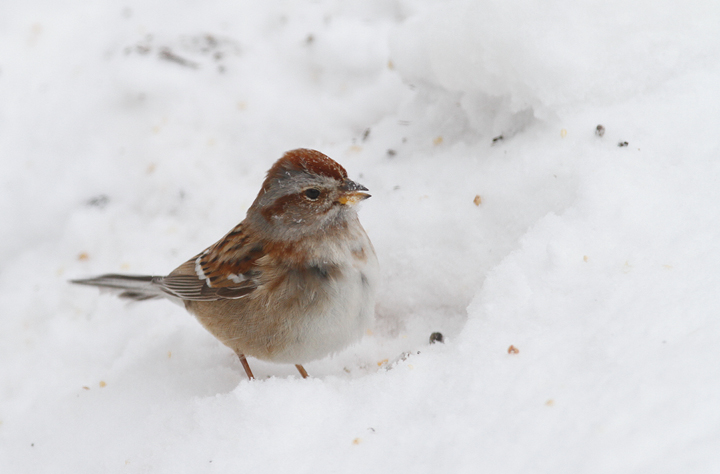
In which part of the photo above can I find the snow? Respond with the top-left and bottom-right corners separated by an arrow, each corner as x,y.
2,0 -> 720,472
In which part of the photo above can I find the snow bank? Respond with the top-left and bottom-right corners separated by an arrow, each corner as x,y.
2,0 -> 720,472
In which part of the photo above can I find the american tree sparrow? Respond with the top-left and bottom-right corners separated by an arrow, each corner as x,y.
72,149 -> 378,380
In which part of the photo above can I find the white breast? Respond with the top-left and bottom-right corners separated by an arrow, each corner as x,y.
271,232 -> 379,364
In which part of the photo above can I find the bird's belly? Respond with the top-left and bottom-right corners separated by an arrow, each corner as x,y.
187,264 -> 376,364
261,266 -> 375,364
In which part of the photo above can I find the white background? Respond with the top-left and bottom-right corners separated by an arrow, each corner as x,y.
2,1 -> 719,472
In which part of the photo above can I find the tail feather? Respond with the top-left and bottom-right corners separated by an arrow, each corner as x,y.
70,274 -> 166,301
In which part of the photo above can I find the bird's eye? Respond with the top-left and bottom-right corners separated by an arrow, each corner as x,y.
304,188 -> 321,200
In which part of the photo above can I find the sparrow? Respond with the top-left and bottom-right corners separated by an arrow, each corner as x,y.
72,149 -> 378,380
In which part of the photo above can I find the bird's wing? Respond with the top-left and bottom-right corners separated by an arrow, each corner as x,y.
159,223 -> 264,301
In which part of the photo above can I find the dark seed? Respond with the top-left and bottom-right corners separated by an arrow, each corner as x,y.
429,332 -> 444,344
87,195 -> 110,208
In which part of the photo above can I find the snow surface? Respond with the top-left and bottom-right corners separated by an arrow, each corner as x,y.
2,0 -> 720,472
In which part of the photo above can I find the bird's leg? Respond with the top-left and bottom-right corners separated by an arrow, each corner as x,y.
235,352 -> 255,380
295,364 -> 309,379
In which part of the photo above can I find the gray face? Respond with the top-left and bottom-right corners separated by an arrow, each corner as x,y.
247,170 -> 365,243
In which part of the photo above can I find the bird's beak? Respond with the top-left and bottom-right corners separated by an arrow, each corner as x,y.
337,179 -> 371,206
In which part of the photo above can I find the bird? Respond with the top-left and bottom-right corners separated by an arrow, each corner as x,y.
71,149 -> 378,380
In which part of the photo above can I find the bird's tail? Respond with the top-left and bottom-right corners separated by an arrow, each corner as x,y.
70,274 -> 166,301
